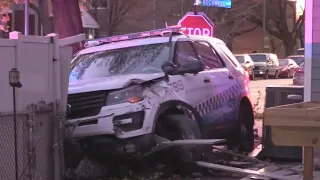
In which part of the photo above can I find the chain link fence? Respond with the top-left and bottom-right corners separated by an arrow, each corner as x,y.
0,100 -> 65,180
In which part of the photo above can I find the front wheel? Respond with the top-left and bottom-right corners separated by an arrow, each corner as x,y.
227,103 -> 254,152
250,72 -> 255,80
263,70 -> 269,79
155,114 -> 202,174
274,70 -> 279,79
287,70 -> 291,78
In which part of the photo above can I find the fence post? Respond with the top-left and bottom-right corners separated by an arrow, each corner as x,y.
26,104 -> 36,180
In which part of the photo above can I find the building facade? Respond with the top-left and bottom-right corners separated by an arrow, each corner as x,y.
93,0 -> 300,58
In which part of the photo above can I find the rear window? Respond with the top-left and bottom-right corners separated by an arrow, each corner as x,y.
249,54 -> 267,62
235,56 -> 245,63
279,60 -> 289,66
218,44 -> 239,67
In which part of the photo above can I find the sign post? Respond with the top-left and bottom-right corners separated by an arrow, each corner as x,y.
178,12 -> 214,37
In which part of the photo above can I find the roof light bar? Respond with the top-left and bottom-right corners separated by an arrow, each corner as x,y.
84,26 -> 186,48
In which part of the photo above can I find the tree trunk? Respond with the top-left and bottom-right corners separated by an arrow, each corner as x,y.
269,36 -> 277,54
51,0 -> 84,53
37,0 -> 54,35
299,31 -> 304,48
284,40 -> 295,57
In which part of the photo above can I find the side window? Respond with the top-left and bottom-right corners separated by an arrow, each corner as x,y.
174,40 -> 199,66
218,44 -> 239,67
194,41 -> 225,69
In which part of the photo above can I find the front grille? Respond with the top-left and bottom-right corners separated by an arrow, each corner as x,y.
67,91 -> 107,119
254,66 -> 264,70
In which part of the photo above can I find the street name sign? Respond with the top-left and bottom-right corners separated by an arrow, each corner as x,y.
197,0 -> 232,9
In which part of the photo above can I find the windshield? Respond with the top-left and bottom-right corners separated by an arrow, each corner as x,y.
249,54 -> 267,62
289,56 -> 304,65
70,43 -> 170,82
279,60 -> 289,66
300,62 -> 305,68
235,56 -> 245,63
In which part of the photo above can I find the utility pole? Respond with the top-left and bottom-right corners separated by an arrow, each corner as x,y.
181,0 -> 184,16
24,0 -> 30,35
262,0 -> 266,52
153,0 -> 156,29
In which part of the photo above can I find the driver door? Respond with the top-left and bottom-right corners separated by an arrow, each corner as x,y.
172,39 -> 213,108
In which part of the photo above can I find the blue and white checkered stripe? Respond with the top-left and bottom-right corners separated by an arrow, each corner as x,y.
194,84 -> 240,116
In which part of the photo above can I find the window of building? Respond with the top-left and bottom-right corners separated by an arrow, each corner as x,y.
90,0 -> 109,9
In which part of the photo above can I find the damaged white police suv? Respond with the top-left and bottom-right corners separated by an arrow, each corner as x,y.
67,26 -> 254,163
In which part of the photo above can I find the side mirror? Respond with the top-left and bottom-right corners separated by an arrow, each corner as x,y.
245,61 -> 250,64
177,61 -> 204,74
161,61 -> 175,74
289,63 -> 293,66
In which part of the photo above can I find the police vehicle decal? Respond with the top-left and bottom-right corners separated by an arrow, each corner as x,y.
195,84 -> 240,124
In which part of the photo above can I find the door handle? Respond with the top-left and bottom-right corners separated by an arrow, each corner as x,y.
228,74 -> 234,80
204,77 -> 211,83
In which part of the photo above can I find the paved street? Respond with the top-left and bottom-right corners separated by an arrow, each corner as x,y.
250,78 -> 293,116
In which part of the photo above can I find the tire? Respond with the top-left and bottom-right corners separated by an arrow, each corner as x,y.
274,70 -> 279,79
263,70 -> 269,79
155,114 -> 202,174
287,70 -> 291,78
250,72 -> 255,80
227,103 -> 254,153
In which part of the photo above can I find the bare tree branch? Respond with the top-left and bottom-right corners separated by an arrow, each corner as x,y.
83,0 -> 137,36
200,0 -> 260,42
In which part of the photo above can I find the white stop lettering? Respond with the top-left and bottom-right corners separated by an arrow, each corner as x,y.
186,27 -> 211,36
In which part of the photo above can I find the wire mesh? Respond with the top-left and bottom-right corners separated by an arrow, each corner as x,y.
0,113 -> 29,180
0,100 -> 65,180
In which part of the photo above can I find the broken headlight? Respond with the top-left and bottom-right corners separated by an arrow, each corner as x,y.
106,85 -> 143,106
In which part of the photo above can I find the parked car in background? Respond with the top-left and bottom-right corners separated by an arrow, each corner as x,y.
293,62 -> 304,85
278,59 -> 299,78
287,55 -> 304,65
248,53 -> 280,79
296,48 -> 304,55
234,54 -> 255,80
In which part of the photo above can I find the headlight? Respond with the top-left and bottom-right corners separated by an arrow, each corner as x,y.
106,85 -> 143,106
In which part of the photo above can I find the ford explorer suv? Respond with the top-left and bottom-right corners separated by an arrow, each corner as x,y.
66,26 -> 255,171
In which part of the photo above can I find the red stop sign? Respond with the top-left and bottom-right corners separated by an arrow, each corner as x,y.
179,13 -> 214,37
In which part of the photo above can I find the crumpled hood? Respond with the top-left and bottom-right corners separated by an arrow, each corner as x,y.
253,62 -> 266,66
68,73 -> 165,94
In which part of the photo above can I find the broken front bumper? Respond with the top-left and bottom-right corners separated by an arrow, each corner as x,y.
66,100 -> 157,139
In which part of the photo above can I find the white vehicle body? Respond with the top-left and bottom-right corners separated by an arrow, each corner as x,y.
67,30 -> 253,154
